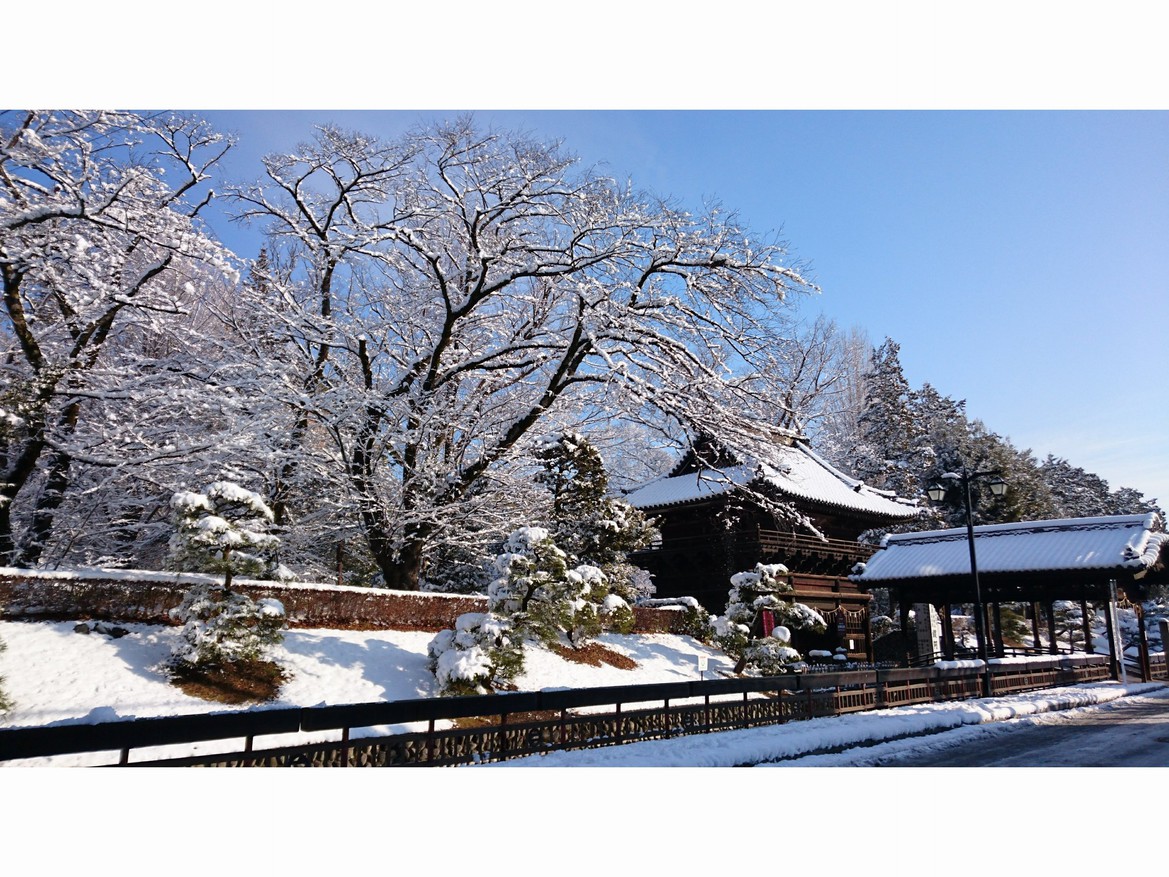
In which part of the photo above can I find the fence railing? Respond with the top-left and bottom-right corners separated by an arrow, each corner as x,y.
0,655 -> 1114,767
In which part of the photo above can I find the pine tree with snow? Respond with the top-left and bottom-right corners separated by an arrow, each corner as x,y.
426,611 -> 523,697
488,526 -> 620,647
168,481 -> 284,588
427,525 -> 638,695
169,584 -> 287,670
711,562 -> 827,674
534,431 -> 658,602
853,339 -> 928,500
1039,456 -> 1161,518
166,481 -> 288,672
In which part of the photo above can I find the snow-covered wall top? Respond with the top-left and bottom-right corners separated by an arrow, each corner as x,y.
623,441 -> 920,521
853,513 -> 1167,582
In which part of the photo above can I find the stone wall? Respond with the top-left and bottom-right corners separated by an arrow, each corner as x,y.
0,568 -> 688,634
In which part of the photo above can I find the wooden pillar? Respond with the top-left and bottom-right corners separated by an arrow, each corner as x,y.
1030,602 -> 1042,649
992,601 -> 1005,657
1079,599 -> 1093,654
1045,601 -> 1058,655
940,604 -> 955,660
899,600 -> 913,665
863,604 -> 874,664
1136,603 -> 1151,683
1104,586 -> 1119,680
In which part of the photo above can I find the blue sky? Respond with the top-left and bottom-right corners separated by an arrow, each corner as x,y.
17,2 -> 1165,504
197,110 -> 1169,505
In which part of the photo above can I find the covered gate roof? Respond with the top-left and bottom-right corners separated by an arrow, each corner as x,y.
850,513 -> 1169,601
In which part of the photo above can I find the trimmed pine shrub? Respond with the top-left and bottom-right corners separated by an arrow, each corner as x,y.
169,583 -> 286,669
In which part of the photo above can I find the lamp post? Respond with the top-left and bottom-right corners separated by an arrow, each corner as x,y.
927,467 -> 1008,697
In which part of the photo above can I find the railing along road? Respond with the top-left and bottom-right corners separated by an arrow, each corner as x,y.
0,654 -> 1112,768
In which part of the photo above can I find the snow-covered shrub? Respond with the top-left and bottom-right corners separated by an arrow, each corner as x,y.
711,563 -> 827,674
741,626 -> 806,675
168,481 -> 282,586
870,615 -> 897,637
169,584 -> 286,669
1041,600 -> 1103,650
428,526 -> 637,696
601,592 -> 636,635
712,563 -> 794,655
488,527 -> 618,648
773,601 -> 828,636
636,596 -> 716,641
427,612 -> 523,697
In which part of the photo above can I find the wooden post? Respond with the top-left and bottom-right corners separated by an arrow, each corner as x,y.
1080,599 -> 1093,654
1030,601 -> 1042,649
1045,601 -> 1058,655
1136,603 -> 1151,683
1104,582 -> 1119,680
941,603 -> 955,660
899,600 -> 912,665
864,605 -> 874,664
992,601 -> 1005,657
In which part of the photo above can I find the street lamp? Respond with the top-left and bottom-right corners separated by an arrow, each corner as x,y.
926,467 -> 1008,696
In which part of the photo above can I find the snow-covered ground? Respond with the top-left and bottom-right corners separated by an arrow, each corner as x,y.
0,618 -> 739,765
1,618 -> 1163,769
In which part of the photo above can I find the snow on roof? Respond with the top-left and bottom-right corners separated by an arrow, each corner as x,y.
623,441 -> 921,521
852,513 -> 1168,582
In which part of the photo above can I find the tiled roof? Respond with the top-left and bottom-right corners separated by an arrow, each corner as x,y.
623,441 -> 921,521
852,513 -> 1168,582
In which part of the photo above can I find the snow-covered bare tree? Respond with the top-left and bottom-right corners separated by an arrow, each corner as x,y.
228,118 -> 814,590
0,110 -> 236,566
763,315 -> 866,436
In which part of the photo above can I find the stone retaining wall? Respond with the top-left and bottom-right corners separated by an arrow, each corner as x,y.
0,568 -> 689,634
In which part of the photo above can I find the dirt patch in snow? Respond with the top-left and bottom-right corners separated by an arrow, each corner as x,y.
550,641 -> 637,669
170,659 -> 286,705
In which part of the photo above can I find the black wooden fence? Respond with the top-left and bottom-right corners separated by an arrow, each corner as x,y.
0,654 -> 1115,767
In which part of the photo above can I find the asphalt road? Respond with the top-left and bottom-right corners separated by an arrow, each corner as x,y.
872,694 -> 1169,767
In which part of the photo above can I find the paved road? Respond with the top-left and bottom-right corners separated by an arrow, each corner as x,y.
872,694 -> 1169,767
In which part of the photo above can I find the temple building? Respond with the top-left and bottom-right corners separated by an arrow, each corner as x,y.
624,432 -> 921,660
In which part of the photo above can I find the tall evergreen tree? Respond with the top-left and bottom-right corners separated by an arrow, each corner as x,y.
534,431 -> 658,600
1039,456 -> 1161,518
853,338 -> 928,499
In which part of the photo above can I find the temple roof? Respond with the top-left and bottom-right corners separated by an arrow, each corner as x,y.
623,438 -> 922,522
852,513 -> 1169,583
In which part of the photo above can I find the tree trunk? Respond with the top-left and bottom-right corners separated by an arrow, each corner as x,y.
0,502 -> 16,566
377,540 -> 426,592
18,448 -> 72,567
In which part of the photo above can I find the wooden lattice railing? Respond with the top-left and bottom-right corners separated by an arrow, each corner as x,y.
0,656 -> 1114,767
